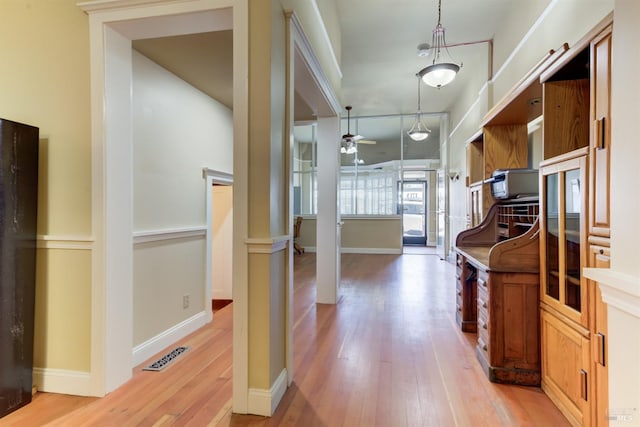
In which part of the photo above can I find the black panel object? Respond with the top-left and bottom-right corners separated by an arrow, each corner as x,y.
0,119 -> 38,418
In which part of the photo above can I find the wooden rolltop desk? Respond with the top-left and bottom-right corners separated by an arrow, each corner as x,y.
455,197 -> 541,386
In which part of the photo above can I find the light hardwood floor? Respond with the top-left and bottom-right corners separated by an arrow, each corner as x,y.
2,253 -> 570,426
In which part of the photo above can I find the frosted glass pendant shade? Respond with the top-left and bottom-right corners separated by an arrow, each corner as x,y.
420,63 -> 460,88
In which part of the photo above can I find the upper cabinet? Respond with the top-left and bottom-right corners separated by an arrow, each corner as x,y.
464,45 -> 569,226
589,25 -> 612,240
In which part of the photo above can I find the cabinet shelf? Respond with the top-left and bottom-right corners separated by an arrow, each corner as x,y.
566,274 -> 581,286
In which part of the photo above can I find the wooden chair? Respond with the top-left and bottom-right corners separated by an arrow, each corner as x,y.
293,216 -> 304,255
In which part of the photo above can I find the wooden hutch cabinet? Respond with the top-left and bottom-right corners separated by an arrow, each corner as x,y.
456,14 -> 613,427
537,15 -> 612,427
456,38 -> 570,387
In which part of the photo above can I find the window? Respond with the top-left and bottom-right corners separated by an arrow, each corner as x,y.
340,165 -> 397,215
294,113 -> 442,216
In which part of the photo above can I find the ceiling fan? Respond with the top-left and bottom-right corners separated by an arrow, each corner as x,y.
341,106 -> 376,154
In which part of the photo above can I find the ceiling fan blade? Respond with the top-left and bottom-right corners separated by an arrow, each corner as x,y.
358,139 -> 377,145
342,133 -> 364,142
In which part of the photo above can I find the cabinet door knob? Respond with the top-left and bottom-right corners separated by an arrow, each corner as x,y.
599,249 -> 604,255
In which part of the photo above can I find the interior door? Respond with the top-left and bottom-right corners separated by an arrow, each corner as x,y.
401,181 -> 427,246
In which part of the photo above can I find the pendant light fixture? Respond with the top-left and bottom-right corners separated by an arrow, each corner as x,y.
418,0 -> 461,88
340,106 -> 359,154
408,74 -> 431,141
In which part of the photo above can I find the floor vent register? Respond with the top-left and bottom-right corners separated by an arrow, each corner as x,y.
143,346 -> 190,371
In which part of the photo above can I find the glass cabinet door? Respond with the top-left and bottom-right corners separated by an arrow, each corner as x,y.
544,173 -> 560,301
541,155 -> 588,326
564,168 -> 582,311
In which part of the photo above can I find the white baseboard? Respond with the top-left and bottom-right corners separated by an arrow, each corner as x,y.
341,247 -> 402,254
247,369 -> 288,416
302,247 -> 402,255
33,368 -> 97,396
132,311 -> 209,367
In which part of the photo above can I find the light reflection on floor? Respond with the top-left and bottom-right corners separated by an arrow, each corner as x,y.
402,245 -> 437,255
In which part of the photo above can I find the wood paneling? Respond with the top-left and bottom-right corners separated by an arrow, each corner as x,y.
467,139 -> 484,185
541,307 -> 591,427
542,80 -> 590,160
482,125 -> 529,179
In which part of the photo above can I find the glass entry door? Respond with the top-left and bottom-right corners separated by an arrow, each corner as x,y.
400,181 -> 427,245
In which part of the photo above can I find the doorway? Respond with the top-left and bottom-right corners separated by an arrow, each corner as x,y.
206,171 -> 234,312
400,181 -> 427,246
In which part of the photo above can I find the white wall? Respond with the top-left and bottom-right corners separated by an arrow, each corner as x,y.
212,185 -> 233,300
132,50 -> 233,347
132,51 -> 232,230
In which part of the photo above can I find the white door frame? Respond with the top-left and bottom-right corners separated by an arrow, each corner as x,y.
203,168 -> 233,320
288,14 -> 342,307
78,0 -> 249,401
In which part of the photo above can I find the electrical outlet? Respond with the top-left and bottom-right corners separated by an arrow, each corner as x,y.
183,294 -> 190,309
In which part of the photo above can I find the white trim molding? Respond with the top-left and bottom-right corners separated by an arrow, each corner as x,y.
37,235 -> 95,250
302,247 -> 402,255
584,268 -> 640,318
33,368 -> 93,396
132,310 -> 209,367
245,235 -> 290,254
203,167 -> 233,184
341,247 -> 402,255
247,369 -> 288,417
290,13 -> 342,115
308,0 -> 342,80
78,0 -> 248,401
133,226 -> 207,245
491,0 -> 560,83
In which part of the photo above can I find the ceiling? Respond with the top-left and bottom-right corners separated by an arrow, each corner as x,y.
133,0 -> 514,139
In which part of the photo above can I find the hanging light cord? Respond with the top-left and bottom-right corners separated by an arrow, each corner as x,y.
416,75 -> 422,114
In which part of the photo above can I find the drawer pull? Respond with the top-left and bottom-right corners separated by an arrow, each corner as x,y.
580,369 -> 588,401
478,278 -> 487,288
482,321 -> 487,330
457,305 -> 462,312
477,298 -> 487,309
456,274 -> 461,280
457,291 -> 462,297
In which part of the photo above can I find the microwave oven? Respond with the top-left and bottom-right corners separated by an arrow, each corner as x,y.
486,168 -> 539,199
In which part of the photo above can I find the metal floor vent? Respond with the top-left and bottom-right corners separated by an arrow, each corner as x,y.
143,346 -> 190,371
